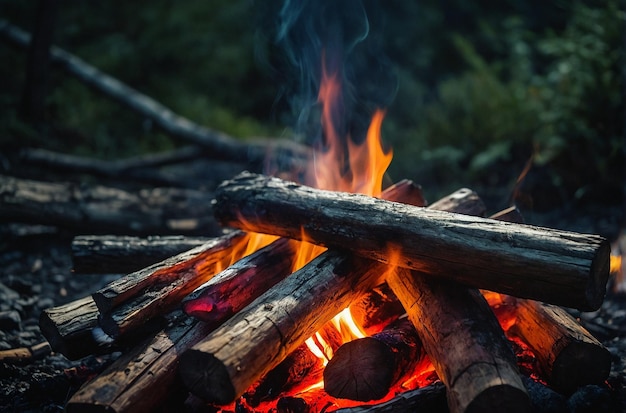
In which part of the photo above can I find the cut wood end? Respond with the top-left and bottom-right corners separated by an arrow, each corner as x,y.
551,341 -> 612,393
179,349 -> 236,405
585,239 -> 611,311
323,337 -> 395,402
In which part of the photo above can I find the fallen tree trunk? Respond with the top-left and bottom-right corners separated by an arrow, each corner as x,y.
178,180 -> 426,405
0,19 -> 311,176
0,175 -> 223,236
72,235 -> 212,274
180,237 -> 297,324
19,146 -> 205,188
212,172 -> 610,311
323,318 -> 425,402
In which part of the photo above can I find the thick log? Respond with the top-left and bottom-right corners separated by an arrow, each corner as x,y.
213,172 -> 610,311
181,180 -> 421,323
38,296 -> 107,360
92,231 -> 247,312
0,175 -> 222,236
323,318 -> 424,402
94,231 -> 249,338
19,146 -> 204,188
486,207 -> 612,393
178,180 -> 426,404
350,189 -> 485,334
0,19 -> 311,175
510,300 -> 612,394
72,235 -> 211,274
66,315 -> 214,413
243,323 -> 344,408
387,270 -> 530,413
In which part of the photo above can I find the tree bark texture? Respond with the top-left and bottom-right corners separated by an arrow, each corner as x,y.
510,300 -> 612,394
387,269 -> 531,413
38,296 -> 109,360
66,316 -> 214,413
212,172 -> 610,311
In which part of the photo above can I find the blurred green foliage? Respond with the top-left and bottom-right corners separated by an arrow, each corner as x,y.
0,0 -> 623,211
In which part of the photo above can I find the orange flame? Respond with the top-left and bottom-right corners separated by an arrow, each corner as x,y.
301,57 -> 393,378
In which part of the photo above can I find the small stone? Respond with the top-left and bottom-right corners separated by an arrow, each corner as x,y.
0,311 -> 21,332
568,384 -> 614,413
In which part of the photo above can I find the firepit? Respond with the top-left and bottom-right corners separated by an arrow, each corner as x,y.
0,2 -> 624,413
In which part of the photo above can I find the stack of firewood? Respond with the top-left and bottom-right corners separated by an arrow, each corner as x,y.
37,172 -> 612,413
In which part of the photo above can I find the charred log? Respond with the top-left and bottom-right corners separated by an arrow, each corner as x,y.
71,235 -> 212,274
0,175 -> 222,236
323,318 -> 424,402
212,172 -> 610,311
93,231 -> 249,338
177,180 -> 426,404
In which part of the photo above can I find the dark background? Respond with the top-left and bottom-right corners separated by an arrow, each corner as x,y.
0,0 -> 624,238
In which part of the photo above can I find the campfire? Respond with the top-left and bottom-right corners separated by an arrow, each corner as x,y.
36,61 -> 615,413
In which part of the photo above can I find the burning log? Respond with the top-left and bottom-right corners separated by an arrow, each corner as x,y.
0,175 -> 223,236
92,231 -> 247,312
350,187 -> 485,334
510,300 -> 612,394
179,237 -> 297,326
93,231 -> 249,338
66,315 -> 214,413
323,318 -> 425,402
212,172 -> 610,311
244,325 -> 343,407
387,269 -> 531,413
178,250 -> 388,404
325,187 -> 486,401
181,180 -> 423,324
485,206 -> 612,393
178,180 -> 426,405
71,235 -> 212,274
328,382 -> 448,413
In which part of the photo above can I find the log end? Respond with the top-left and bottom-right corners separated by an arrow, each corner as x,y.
179,348 -> 236,405
323,337 -> 395,402
550,341 -> 612,394
585,239 -> 611,311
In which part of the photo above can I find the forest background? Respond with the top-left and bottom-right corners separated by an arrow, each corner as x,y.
0,0 -> 623,237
